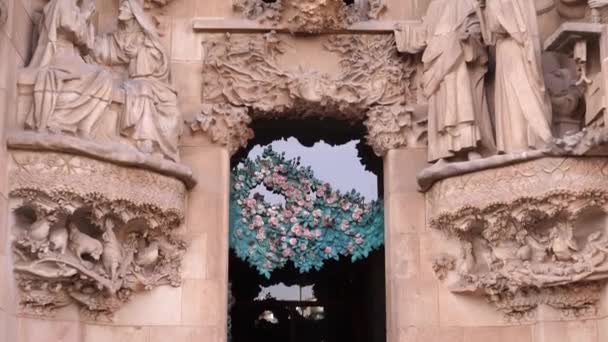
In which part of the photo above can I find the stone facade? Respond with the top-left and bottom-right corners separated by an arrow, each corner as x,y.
1,0 -> 608,342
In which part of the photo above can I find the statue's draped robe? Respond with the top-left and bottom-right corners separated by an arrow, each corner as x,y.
94,28 -> 181,162
422,0 -> 494,162
25,0 -> 114,136
484,0 -> 553,153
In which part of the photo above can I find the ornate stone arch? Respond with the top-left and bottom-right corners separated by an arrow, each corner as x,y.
189,31 -> 427,156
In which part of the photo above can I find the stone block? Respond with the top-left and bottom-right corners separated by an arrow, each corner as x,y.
398,326 -> 464,342
16,317 -> 81,342
533,320 -> 598,342
392,278 -> 439,328
463,325 -> 533,342
171,18 -> 203,61
111,285 -> 182,326
386,233 -> 420,280
149,326 -> 223,342
180,146 -> 229,195
82,324 -> 149,342
386,192 -> 426,235
181,232 -> 207,279
384,148 -> 427,195
181,278 -> 226,326
438,286 -> 508,327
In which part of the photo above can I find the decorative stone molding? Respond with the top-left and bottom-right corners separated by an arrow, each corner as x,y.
428,157 -> 608,320
232,0 -> 386,33
9,150 -> 187,318
0,0 -> 7,27
196,31 -> 419,154
189,104 -> 254,156
364,104 -> 427,156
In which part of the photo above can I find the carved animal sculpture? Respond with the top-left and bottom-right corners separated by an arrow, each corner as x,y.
68,224 -> 103,264
550,225 -> 579,261
101,220 -> 122,281
28,218 -> 51,241
49,225 -> 69,254
135,241 -> 160,266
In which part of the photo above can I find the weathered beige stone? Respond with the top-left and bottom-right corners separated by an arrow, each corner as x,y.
181,279 -> 225,326
16,317 -> 81,342
533,320 -> 599,342
82,324 -> 149,342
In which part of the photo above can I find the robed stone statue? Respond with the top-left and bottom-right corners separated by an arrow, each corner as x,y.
24,0 -> 114,137
90,0 -> 182,162
396,0 -> 495,163
481,0 -> 553,153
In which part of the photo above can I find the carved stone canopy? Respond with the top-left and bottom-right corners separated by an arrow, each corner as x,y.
190,32 -> 426,156
8,148 -> 187,318
428,157 -> 608,319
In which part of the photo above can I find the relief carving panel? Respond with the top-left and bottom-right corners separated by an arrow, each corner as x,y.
428,157 -> 608,319
9,150 -> 187,318
232,0 -> 386,33
193,32 -> 423,155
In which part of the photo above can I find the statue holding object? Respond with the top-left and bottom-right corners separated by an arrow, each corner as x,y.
89,0 -> 182,162
395,0 -> 495,163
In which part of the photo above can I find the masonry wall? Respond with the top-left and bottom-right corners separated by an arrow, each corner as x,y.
2,1 -> 608,342
1,0 -> 39,341
384,148 -> 608,342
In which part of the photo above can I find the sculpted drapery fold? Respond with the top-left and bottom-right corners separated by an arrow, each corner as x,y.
23,0 -> 114,137
483,0 -> 553,153
397,0 -> 494,162
91,0 -> 182,162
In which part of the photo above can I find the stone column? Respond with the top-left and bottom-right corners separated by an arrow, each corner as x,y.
383,147 -> 430,342
183,104 -> 253,342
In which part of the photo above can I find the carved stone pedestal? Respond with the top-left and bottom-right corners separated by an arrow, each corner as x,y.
427,157 -> 608,320
7,144 -> 189,319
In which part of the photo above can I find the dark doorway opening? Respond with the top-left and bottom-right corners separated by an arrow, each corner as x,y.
228,119 -> 386,342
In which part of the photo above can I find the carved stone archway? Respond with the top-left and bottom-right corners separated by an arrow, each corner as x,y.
188,31 -> 427,157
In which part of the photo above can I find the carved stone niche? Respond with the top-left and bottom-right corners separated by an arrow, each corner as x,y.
8,149 -> 188,319
427,157 -> 608,320
190,32 -> 426,156
232,0 -> 386,34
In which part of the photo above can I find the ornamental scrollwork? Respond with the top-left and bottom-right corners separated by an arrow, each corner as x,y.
230,147 -> 384,278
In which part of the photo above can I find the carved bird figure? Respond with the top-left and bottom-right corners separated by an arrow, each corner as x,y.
49,224 -> 69,254
135,241 -> 160,267
101,219 -> 122,281
28,218 -> 51,241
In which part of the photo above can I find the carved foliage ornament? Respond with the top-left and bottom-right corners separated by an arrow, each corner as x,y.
429,158 -> 608,319
194,32 -> 422,155
232,0 -> 386,33
230,147 -> 384,277
9,151 -> 186,318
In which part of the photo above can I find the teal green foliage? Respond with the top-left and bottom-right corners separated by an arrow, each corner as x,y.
230,147 -> 384,278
